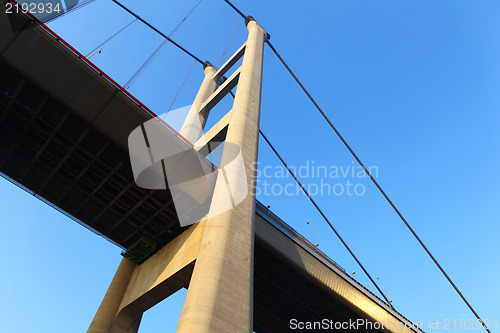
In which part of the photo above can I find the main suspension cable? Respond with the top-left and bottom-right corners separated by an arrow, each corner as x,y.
259,130 -> 394,309
221,1 -> 491,331
222,0 -> 247,20
123,0 -> 203,89
265,39 -> 491,333
111,0 -> 205,66
226,92 -> 391,307
122,0 -> 204,89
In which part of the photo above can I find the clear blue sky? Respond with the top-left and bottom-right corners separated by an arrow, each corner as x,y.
1,0 -> 499,332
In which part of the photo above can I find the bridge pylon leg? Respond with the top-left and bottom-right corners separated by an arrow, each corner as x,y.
175,18 -> 267,333
87,258 -> 139,333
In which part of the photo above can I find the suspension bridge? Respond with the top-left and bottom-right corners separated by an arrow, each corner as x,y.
0,1 -> 493,332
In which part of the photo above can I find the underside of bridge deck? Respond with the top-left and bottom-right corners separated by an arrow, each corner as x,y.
253,242 -> 382,333
0,57 -> 184,252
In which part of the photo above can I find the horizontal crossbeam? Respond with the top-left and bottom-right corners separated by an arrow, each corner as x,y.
198,67 -> 240,116
194,109 -> 232,157
214,42 -> 246,80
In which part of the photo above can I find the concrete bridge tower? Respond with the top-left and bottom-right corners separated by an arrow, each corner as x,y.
87,17 -> 268,333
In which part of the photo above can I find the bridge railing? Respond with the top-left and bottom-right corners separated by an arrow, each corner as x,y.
255,200 -> 346,273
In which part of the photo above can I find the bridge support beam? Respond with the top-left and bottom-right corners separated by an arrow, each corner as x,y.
87,258 -> 138,333
87,222 -> 205,333
175,18 -> 267,333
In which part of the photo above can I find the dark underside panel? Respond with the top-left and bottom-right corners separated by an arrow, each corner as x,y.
0,60 -> 184,251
